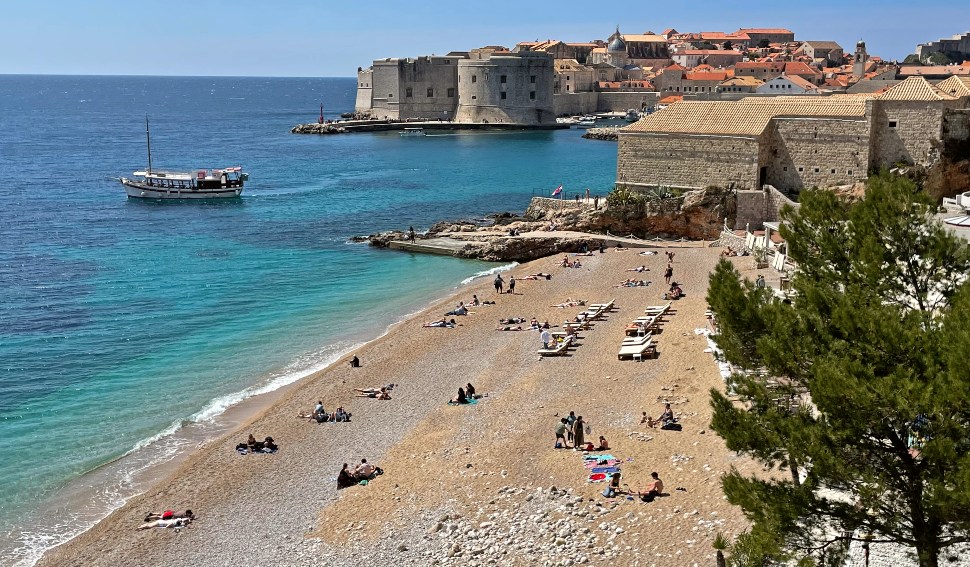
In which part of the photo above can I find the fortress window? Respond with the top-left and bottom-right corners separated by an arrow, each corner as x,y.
888,120 -> 897,128
501,92 -> 507,99
783,167 -> 788,172
847,170 -> 853,175
501,75 -> 507,83
798,167 -> 804,172
406,87 -> 413,98
530,91 -> 536,100
427,88 -> 434,97
472,75 -> 477,83
530,75 -> 536,84
447,88 -> 455,98
388,93 -> 393,98
471,95 -> 477,99
814,167 -> 820,173
566,85 -> 570,91
831,169 -> 836,174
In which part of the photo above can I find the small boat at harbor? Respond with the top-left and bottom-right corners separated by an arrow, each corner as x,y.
119,118 -> 248,199
400,127 -> 426,137
574,119 -> 596,129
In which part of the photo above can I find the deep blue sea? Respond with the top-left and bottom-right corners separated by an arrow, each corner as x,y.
0,75 -> 616,564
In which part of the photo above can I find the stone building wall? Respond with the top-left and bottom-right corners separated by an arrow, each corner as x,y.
355,68 -> 373,113
733,185 -> 799,230
616,133 -> 761,190
870,100 -> 948,167
369,59 -> 402,119
765,117 -> 871,190
454,52 -> 555,124
944,109 -> 970,142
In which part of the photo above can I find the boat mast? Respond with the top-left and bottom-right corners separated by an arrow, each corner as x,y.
145,115 -> 153,174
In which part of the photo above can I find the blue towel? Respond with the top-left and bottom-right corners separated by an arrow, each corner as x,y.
583,453 -> 616,461
591,466 -> 620,474
447,398 -> 479,406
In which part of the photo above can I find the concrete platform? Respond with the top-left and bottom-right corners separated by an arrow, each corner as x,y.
387,238 -> 484,257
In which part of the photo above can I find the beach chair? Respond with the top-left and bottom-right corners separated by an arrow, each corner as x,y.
643,302 -> 672,317
588,299 -> 616,313
617,339 -> 655,360
538,337 -> 572,357
621,333 -> 652,346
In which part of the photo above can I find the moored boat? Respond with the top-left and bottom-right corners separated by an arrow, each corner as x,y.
119,118 -> 248,199
400,127 -> 426,137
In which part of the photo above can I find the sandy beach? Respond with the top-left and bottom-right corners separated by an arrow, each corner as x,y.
38,244 -> 766,567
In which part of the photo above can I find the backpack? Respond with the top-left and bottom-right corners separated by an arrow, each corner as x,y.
162,510 -> 175,520
661,422 -> 682,431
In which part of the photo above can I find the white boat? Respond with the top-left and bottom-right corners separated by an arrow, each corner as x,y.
400,127 -> 426,137
120,119 -> 247,199
574,119 -> 596,129
624,109 -> 640,122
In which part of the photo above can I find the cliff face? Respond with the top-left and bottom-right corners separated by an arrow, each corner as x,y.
525,187 -> 734,240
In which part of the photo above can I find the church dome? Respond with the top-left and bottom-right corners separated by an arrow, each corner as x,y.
608,35 -> 627,52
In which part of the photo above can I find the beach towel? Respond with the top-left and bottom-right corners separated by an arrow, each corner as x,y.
447,398 -> 479,406
591,466 -> 620,474
585,459 -> 620,469
582,453 -> 616,461
587,472 -> 608,483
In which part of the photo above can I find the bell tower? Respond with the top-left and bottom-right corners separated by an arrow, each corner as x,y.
853,40 -> 868,78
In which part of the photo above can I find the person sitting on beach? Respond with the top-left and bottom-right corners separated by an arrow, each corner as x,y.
559,255 -> 571,268
445,302 -> 468,316
602,472 -> 623,498
647,403 -> 675,428
470,294 -> 480,306
262,436 -> 278,452
541,320 -> 551,329
334,407 -> 351,422
353,458 -> 377,480
337,463 -> 356,489
423,318 -> 457,328
627,265 -> 648,273
597,436 -> 610,450
637,472 -> 664,502
247,434 -> 260,452
573,259 -> 582,268
451,387 -> 470,404
137,517 -> 192,530
349,355 -> 360,368
355,387 -> 391,400
663,283 -> 683,300
144,509 -> 194,522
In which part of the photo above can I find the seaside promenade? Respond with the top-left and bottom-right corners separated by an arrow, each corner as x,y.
37,246 -> 767,567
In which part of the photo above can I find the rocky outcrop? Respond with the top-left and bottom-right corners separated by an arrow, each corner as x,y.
581,127 -> 619,141
452,235 -> 596,262
290,123 -> 347,135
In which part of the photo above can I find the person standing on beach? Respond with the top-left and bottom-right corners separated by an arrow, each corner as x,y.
664,264 -> 673,285
666,251 -> 675,263
573,415 -> 586,451
585,187 -> 591,201
408,226 -> 416,243
555,418 -> 568,448
566,411 -> 576,446
594,196 -> 599,209
540,328 -> 551,349
494,273 -> 504,294
508,277 -> 516,295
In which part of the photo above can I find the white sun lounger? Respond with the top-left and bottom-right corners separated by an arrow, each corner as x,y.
622,333 -> 652,346
644,302 -> 672,316
538,336 -> 573,357
617,339 -> 655,360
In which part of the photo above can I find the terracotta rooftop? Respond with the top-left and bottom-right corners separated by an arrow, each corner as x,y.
658,95 -> 683,104
801,41 -> 843,50
937,75 -> 970,97
784,75 -> 819,90
719,76 -> 764,86
876,76 -> 957,101
685,71 -> 729,82
623,34 -> 666,43
898,65 -> 970,76
784,62 -> 822,76
623,96 -> 870,137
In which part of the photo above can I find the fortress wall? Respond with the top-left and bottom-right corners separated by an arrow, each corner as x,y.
393,57 -> 460,120
944,109 -> 970,142
871,100 -> 947,167
617,132 -> 760,191
355,69 -> 373,113
596,92 -> 660,112
454,54 -> 555,124
553,92 -> 598,116
370,60 -> 402,119
766,118 -> 870,190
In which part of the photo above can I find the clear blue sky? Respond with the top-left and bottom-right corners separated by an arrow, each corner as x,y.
2,1 -> 968,77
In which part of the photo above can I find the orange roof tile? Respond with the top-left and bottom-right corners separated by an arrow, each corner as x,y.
877,76 -> 957,101
685,71 -> 729,81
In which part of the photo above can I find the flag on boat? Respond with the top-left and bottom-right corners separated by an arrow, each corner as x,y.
551,184 -> 563,197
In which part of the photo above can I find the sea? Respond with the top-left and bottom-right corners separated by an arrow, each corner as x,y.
0,75 -> 617,565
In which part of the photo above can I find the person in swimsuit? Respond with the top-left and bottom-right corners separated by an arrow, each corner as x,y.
138,517 -> 192,530
638,472 -> 664,502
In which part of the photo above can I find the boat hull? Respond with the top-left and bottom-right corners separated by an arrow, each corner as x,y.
121,179 -> 242,199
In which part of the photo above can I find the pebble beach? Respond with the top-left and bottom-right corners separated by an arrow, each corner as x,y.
37,244 -> 765,567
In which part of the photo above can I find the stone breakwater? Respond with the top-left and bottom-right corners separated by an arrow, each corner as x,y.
290,123 -> 347,135
581,127 -> 619,142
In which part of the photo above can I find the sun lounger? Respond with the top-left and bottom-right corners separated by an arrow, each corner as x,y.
622,333 -> 652,346
644,302 -> 672,316
588,299 -> 615,312
617,339 -> 656,360
538,336 -> 573,357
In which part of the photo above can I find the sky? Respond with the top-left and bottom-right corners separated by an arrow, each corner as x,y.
1,0 -> 968,77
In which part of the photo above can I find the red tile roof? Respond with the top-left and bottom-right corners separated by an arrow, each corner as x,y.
658,95 -> 683,104
685,71 -> 729,81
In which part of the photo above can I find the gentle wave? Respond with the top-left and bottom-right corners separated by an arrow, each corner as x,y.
459,262 -> 517,285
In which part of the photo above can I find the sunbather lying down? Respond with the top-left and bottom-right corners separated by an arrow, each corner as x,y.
499,317 -> 527,324
355,387 -> 391,400
614,279 -> 649,288
144,509 -> 194,522
519,272 -> 553,280
551,299 -> 586,308
138,517 -> 192,530
424,318 -> 457,328
626,266 -> 648,272
496,325 -> 524,331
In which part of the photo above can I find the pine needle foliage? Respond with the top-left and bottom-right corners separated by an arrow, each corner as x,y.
707,174 -> 970,567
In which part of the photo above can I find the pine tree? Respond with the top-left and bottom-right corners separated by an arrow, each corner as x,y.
707,174 -> 970,567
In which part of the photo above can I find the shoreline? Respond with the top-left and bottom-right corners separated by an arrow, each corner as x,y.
37,245 -> 761,567
12,261 -> 515,567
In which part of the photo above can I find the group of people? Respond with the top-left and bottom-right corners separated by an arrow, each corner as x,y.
300,400 -> 352,423
553,411 -> 590,450
236,434 -> 278,454
642,403 -> 677,429
558,255 -> 583,268
137,509 -> 195,530
663,282 -> 684,300
450,383 -> 481,404
337,458 -> 382,489
602,471 -> 664,502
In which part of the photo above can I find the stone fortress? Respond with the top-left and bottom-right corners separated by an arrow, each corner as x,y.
616,73 -> 970,194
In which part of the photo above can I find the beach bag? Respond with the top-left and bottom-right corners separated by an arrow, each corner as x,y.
661,422 -> 682,431
375,467 -> 384,476
162,510 -> 175,520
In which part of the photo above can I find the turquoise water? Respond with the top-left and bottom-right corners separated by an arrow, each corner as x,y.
0,75 -> 617,563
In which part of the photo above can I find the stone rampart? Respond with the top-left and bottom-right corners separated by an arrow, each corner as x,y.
454,52 -> 555,124
765,117 -> 871,190
871,100 -> 948,167
734,185 -> 798,230
945,109 -> 970,143
617,132 -> 761,190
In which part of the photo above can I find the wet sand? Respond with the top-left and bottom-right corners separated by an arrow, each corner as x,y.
38,244 -> 763,567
